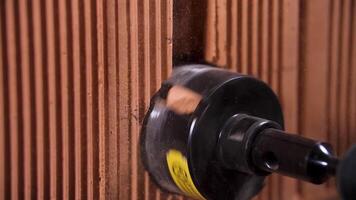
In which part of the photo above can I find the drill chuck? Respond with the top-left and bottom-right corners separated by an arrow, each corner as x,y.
218,113 -> 338,184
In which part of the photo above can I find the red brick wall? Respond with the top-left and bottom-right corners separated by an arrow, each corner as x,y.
0,0 -> 355,199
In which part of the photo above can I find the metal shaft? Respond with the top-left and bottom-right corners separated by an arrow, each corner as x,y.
251,128 -> 338,184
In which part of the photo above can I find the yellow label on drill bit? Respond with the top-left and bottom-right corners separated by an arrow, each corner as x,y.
166,149 -> 206,200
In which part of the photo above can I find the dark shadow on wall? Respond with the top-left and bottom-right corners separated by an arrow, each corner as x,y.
173,0 -> 208,66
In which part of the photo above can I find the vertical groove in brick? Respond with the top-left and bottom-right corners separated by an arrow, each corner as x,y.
12,2 -> 25,199
236,0 -> 242,71
345,0 -> 355,148
0,4 -> 12,197
83,0 -> 97,198
349,0 -> 356,145
229,0 -> 238,71
166,0 -> 173,76
217,0 -> 227,67
58,0 -> 73,198
155,0 -> 162,81
33,0 -> 47,198
205,0 -> 217,63
53,0 -> 63,198
44,0 -> 58,198
336,0 -> 345,155
143,0 -> 153,199
40,1 -> 51,198
266,0 -> 273,84
251,0 -> 259,75
277,0 -> 284,99
78,1 -> 88,199
18,0 -> 31,198
328,0 -> 342,156
118,0 -> 130,199
246,0 -> 253,74
65,0 -> 76,194
128,0 -> 139,199
91,0 -> 100,197
270,0 -> 280,92
260,0 -> 269,82
0,8 -> 5,199
137,0 -> 146,198
241,0 -> 248,73
160,0 -> 167,78
256,0 -> 263,78
338,0 -> 352,154
5,1 -> 20,199
95,0 -> 105,199
104,0 -> 119,198
71,0 -> 83,198
326,0 -> 333,163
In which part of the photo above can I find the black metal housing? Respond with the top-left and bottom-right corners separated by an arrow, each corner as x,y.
139,64 -> 356,200
140,64 -> 284,200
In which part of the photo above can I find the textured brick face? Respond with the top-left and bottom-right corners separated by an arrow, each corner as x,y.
0,0 -> 172,199
203,0 -> 356,199
0,0 -> 355,200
